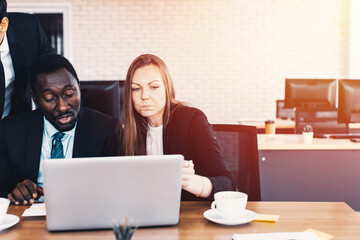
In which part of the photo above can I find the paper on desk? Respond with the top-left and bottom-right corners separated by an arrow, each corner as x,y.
232,232 -> 321,240
22,203 -> 46,217
305,228 -> 333,240
253,214 -> 279,222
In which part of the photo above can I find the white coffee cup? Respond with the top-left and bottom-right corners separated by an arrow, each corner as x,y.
0,197 -> 10,224
211,191 -> 248,220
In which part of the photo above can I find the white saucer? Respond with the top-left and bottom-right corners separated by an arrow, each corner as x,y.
203,209 -> 257,226
0,214 -> 20,232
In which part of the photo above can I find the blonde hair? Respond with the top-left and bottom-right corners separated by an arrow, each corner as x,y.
118,54 -> 180,155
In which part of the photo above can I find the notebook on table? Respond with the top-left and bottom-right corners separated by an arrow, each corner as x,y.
42,154 -> 183,231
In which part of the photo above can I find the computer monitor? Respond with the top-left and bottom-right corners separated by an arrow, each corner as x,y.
284,79 -> 337,109
80,80 -> 124,119
338,79 -> 360,123
276,100 -> 295,120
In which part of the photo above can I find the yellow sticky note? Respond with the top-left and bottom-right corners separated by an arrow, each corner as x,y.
253,214 -> 280,222
304,228 -> 333,240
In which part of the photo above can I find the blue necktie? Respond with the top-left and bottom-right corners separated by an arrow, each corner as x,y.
51,132 -> 65,158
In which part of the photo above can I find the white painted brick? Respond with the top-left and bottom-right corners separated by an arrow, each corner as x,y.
10,0 -> 350,123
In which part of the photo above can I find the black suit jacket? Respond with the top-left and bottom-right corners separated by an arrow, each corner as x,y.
0,107 -> 118,197
163,105 -> 236,200
4,13 -> 53,116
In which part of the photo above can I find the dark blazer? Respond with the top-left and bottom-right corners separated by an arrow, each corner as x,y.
163,105 -> 236,200
0,107 -> 118,197
4,13 -> 53,116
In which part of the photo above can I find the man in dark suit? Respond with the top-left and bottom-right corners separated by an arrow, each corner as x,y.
0,0 -> 53,118
0,54 -> 118,205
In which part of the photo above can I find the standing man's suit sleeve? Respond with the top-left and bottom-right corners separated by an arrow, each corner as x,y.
7,13 -> 55,115
0,121 -> 13,197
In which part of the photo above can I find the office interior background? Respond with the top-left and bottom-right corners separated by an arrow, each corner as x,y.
8,0 -> 360,123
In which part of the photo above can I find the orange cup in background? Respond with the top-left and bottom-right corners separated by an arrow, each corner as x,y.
264,120 -> 276,135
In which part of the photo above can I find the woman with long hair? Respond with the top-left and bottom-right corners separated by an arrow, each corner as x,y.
118,54 -> 235,200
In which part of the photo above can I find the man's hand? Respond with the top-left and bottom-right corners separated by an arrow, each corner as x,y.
7,179 -> 44,205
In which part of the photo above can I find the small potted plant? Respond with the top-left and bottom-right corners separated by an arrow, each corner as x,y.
113,217 -> 137,240
302,124 -> 313,144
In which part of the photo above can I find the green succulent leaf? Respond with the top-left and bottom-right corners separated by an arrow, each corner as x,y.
113,216 -> 137,240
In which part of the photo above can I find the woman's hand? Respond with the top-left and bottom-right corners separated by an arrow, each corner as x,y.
182,160 -> 195,188
182,160 -> 213,198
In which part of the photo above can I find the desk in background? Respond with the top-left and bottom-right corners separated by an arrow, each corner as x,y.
3,201 -> 360,239
239,119 -> 295,134
240,119 -> 360,134
258,134 -> 360,211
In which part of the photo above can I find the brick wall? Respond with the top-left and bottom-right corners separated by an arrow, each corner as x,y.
10,0 -> 350,123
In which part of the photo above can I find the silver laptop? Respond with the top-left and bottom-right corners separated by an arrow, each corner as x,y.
42,155 -> 183,231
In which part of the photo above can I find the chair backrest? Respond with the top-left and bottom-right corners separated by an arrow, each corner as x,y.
295,108 -> 348,134
212,124 -> 261,201
80,80 -> 125,119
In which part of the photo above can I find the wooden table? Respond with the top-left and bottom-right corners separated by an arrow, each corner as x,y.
2,201 -> 360,239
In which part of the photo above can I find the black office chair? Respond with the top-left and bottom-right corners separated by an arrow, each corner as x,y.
212,124 -> 261,201
80,80 -> 125,119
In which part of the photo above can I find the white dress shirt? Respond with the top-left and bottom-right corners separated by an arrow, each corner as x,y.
37,117 -> 77,187
0,34 -> 15,119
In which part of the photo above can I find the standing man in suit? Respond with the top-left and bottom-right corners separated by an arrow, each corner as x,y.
0,54 -> 118,205
0,0 -> 53,118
